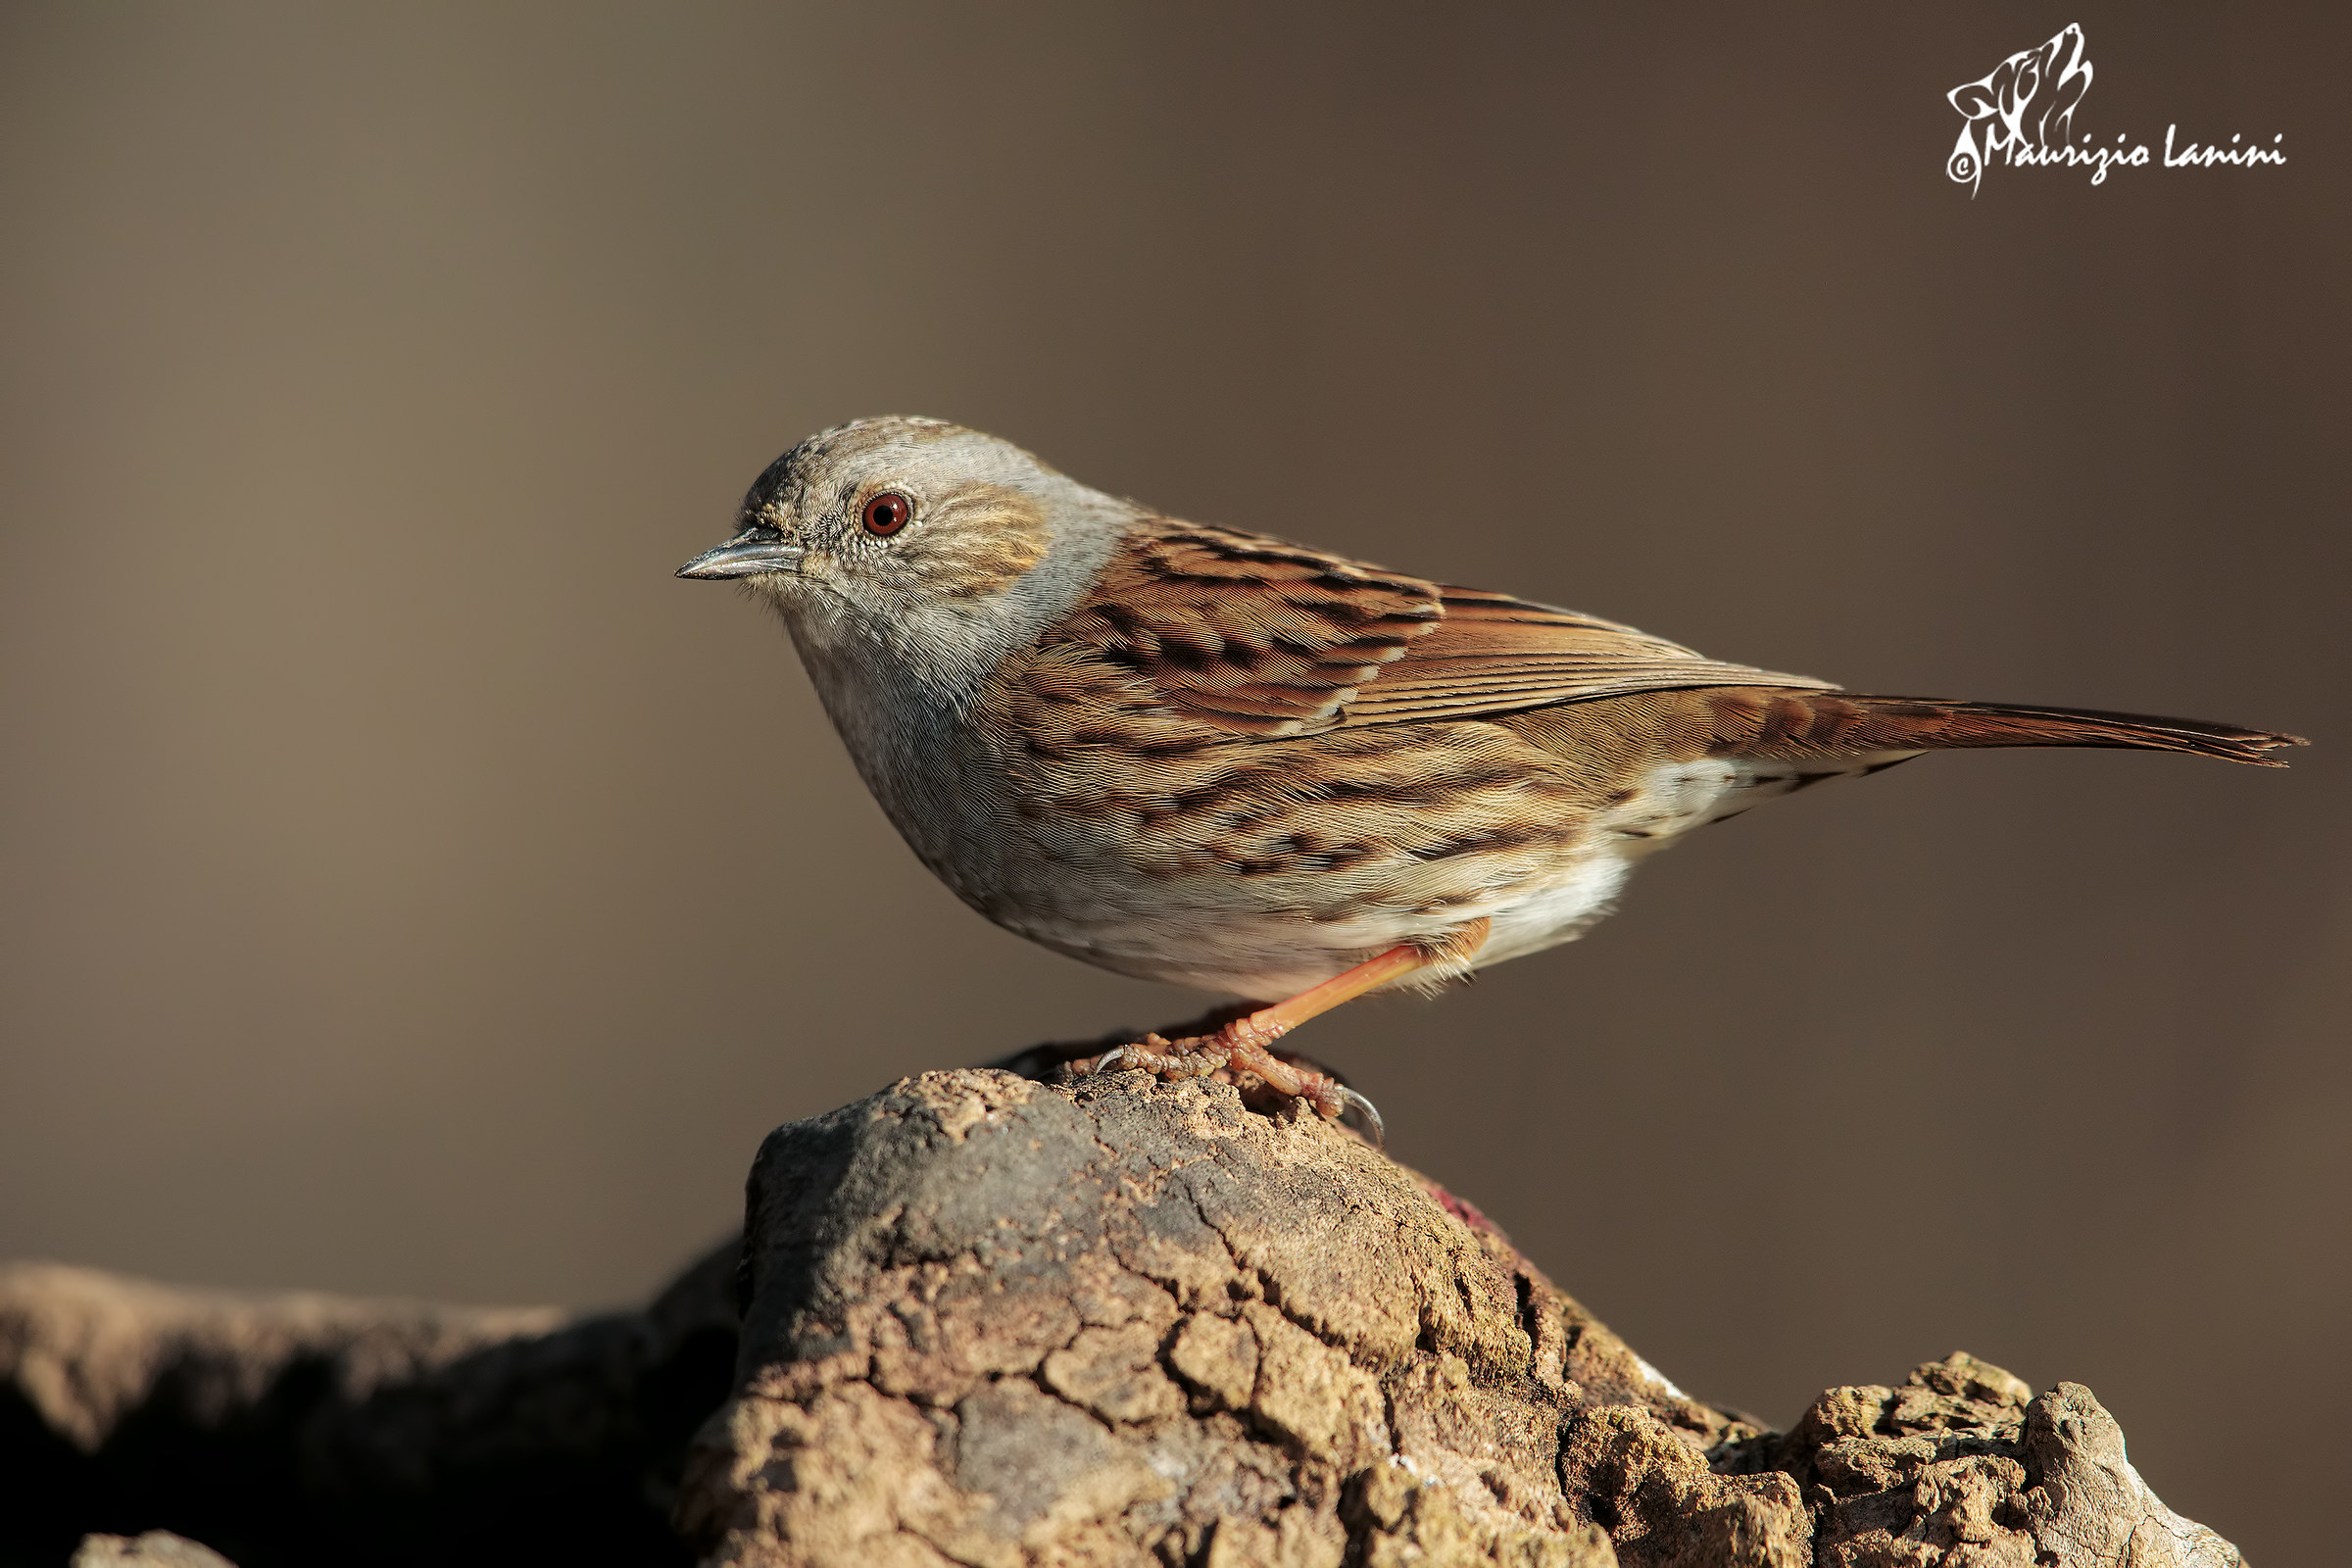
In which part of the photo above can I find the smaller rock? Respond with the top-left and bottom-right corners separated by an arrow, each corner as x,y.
2,1243 -> 739,1565
2020,1383 -> 2243,1568
1772,1353 -> 2243,1568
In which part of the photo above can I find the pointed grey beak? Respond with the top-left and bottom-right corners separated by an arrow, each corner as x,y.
677,524 -> 805,580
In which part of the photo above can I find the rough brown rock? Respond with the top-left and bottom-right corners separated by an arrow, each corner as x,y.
1727,1352 -> 2246,1567
0,1244 -> 737,1565
674,1067 -> 2243,1568
3,1064 -> 2246,1568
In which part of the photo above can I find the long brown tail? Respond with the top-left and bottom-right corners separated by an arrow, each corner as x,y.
1708,689 -> 2307,766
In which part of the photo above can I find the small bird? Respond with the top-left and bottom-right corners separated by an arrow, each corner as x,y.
680,416 -> 2301,1131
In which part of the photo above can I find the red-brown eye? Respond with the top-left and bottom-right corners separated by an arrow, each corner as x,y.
861,492 -> 911,536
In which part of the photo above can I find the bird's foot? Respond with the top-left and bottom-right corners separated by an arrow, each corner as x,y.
1088,1023 -> 1384,1146
1089,1032 -> 1225,1081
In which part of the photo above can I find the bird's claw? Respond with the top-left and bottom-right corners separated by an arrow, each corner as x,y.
1335,1085 -> 1386,1148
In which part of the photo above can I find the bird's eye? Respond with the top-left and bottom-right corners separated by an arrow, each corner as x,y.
861,492 -> 911,536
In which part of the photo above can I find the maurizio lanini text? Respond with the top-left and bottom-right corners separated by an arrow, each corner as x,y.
2010,127 -> 2286,186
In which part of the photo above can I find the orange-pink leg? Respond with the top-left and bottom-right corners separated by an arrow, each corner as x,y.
1089,942 -> 1444,1141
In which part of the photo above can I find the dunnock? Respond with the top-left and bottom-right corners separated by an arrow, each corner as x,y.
680,417 -> 2300,1132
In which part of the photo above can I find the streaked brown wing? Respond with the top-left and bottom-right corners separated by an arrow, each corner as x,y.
1056,522 -> 1833,739
1056,524 -> 1446,736
1335,585 -> 1837,728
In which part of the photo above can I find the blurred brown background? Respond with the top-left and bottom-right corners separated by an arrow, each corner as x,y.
2,2 -> 2343,1557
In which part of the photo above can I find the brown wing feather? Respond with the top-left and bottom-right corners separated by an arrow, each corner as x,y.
1054,524 -> 1444,737
1335,586 -> 1836,728
1054,523 -> 1832,739
1044,522 -> 2301,764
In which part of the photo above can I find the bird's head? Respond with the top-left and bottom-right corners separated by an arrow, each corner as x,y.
678,416 -> 1131,694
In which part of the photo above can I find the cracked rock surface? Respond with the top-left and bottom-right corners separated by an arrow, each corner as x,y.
674,1068 -> 2245,1567
4,1066 -> 2246,1567
1736,1354 -> 2245,1568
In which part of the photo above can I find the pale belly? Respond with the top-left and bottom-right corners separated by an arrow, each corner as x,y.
934,749 -> 1918,1002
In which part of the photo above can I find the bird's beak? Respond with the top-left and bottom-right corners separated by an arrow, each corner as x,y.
676,524 -> 805,580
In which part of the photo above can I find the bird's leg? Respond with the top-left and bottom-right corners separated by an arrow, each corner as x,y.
1092,925 -> 1492,1140
1100,944 -> 1424,1068
1196,943 -> 1431,1097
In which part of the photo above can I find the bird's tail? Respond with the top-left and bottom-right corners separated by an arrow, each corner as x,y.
1707,689 -> 2307,766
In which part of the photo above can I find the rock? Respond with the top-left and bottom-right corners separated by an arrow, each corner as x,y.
676,1068 -> 2247,1568
677,1067 -> 1774,1566
0,1241 -> 738,1565
2018,1383 -> 2243,1566
1740,1351 -> 2245,1567
3,1064 -> 2248,1568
